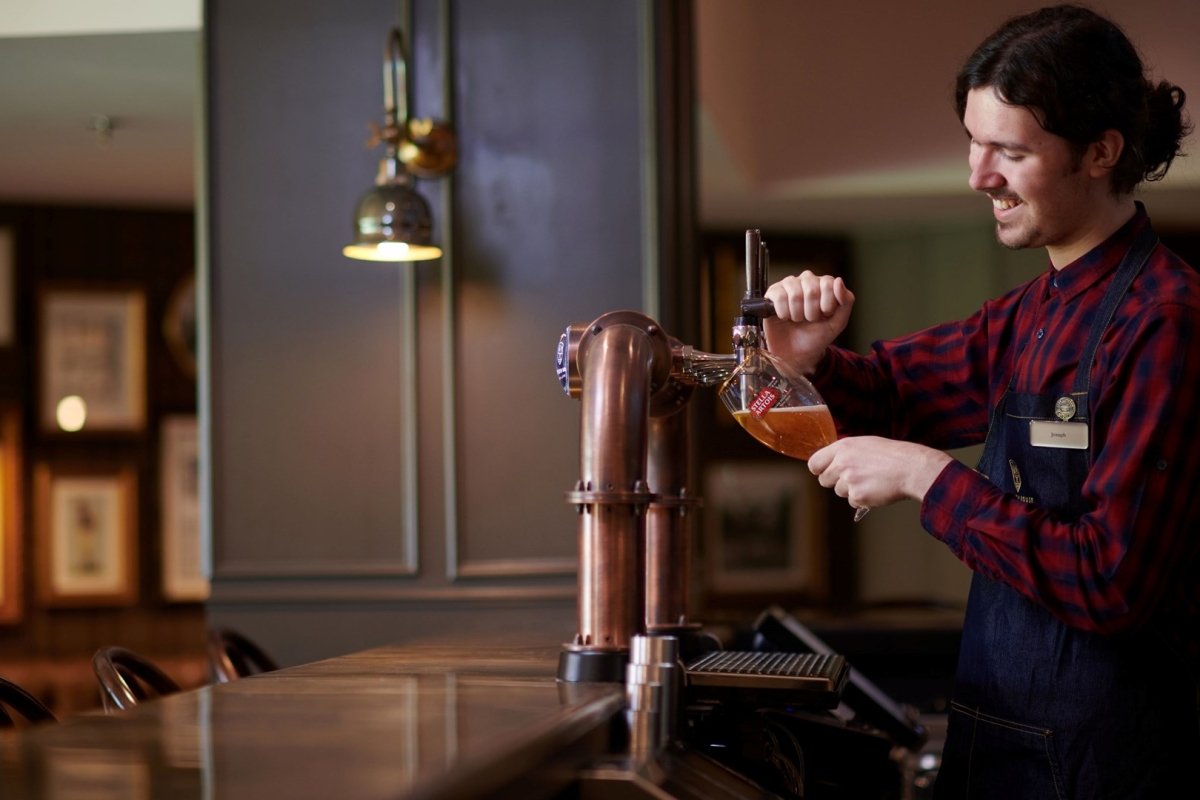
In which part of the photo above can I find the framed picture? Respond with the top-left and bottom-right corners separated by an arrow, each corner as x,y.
0,228 -> 12,346
0,409 -> 22,623
703,461 -> 827,598
160,416 -> 208,601
36,463 -> 138,607
162,274 -> 197,379
39,287 -> 146,433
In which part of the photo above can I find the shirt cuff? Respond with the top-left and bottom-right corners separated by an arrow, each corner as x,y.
920,459 -> 988,560
809,346 -> 848,392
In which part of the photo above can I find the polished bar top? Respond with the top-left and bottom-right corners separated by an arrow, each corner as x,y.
0,642 -> 624,800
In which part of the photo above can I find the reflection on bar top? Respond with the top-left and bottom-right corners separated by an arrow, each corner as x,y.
0,642 -> 624,800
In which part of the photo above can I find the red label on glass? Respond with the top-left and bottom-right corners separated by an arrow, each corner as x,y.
749,386 -> 781,419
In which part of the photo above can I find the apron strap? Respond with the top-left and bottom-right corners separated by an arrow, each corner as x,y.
1071,224 -> 1160,399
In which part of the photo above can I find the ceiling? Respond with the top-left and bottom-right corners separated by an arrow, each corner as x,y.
0,1 -> 200,209
2,1 -> 1199,229
0,30 -> 197,209
696,0 -> 1200,231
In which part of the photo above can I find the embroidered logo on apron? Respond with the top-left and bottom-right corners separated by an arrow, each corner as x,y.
1008,459 -> 1023,493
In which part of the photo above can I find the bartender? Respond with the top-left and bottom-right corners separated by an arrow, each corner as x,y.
764,5 -> 1198,799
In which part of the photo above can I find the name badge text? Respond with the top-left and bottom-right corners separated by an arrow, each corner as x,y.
1029,420 -> 1088,450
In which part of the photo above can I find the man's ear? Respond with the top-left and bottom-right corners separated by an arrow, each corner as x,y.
1087,129 -> 1125,177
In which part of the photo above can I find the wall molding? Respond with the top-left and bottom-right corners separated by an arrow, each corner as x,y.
639,0 -> 660,320
454,557 -> 576,579
396,0 -> 422,579
214,560 -> 419,579
437,0 -> 465,581
197,18 -> 214,586
209,583 -> 576,604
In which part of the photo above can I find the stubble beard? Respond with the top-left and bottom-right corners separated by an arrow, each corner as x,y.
989,159 -> 1080,252
995,218 -> 1042,251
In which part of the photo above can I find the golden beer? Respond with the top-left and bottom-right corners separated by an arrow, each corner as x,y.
732,404 -> 837,461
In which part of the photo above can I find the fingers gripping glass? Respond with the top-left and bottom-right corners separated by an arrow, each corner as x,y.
719,349 -> 870,521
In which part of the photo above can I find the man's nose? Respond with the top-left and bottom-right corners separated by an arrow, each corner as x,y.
968,155 -> 1003,192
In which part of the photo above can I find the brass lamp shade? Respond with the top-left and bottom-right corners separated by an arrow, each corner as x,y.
343,181 -> 442,262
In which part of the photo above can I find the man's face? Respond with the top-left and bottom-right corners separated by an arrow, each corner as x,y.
963,87 -> 1093,256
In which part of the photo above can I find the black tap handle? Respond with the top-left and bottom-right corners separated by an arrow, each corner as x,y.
740,297 -> 776,318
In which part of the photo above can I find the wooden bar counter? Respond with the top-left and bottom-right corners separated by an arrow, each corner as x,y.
0,642 -> 625,799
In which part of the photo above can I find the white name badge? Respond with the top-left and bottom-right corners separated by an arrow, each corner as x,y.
1029,420 -> 1089,450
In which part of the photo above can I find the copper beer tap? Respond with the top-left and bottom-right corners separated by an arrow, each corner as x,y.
555,232 -> 777,682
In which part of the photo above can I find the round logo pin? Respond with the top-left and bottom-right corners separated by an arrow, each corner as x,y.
1055,396 -> 1077,422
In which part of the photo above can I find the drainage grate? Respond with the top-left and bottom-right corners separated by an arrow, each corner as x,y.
686,651 -> 849,706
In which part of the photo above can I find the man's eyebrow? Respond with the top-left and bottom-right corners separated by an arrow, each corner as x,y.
962,128 -> 1034,153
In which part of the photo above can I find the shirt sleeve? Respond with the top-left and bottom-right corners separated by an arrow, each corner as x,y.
811,299 -> 1004,451
922,301 -> 1200,634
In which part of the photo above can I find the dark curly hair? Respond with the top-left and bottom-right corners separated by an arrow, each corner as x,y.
955,4 -> 1191,195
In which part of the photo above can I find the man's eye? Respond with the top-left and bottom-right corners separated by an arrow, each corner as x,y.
1002,152 -> 1024,162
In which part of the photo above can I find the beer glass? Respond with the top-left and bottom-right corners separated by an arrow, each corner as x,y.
718,348 -> 869,520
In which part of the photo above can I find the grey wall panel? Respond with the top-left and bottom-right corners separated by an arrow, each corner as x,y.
209,0 -> 417,576
450,0 -> 647,574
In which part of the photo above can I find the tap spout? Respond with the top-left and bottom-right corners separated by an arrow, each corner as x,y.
673,345 -> 738,387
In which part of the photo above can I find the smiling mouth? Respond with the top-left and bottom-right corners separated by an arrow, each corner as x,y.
990,196 -> 1021,211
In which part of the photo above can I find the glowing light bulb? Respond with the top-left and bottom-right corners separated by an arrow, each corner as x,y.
376,241 -> 410,258
56,395 -> 87,432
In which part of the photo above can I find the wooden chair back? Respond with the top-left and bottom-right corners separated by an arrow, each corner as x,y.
0,676 -> 56,727
207,628 -> 280,683
92,647 -> 181,713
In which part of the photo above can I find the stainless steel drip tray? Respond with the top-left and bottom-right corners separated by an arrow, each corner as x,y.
685,651 -> 850,709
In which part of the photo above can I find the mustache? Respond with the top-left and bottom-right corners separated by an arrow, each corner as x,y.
985,191 -> 1022,203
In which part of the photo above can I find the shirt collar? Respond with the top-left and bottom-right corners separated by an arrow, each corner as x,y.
1049,202 -> 1152,303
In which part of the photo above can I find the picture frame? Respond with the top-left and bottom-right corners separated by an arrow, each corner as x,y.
703,461 -> 827,598
39,286 -> 146,433
160,415 -> 208,602
0,409 -> 23,623
36,463 -> 138,607
162,274 -> 197,380
0,227 -> 12,347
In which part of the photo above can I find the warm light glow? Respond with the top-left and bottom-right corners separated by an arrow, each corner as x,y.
377,241 -> 409,258
343,242 -> 443,262
56,395 -> 87,432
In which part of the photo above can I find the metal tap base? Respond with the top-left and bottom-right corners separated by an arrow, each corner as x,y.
558,648 -> 628,684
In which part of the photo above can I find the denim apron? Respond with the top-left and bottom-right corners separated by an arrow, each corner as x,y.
934,226 -> 1200,799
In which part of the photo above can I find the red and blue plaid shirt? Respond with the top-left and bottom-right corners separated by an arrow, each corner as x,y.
813,205 -> 1200,651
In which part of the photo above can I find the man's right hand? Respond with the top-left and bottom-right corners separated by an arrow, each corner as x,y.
763,271 -> 855,375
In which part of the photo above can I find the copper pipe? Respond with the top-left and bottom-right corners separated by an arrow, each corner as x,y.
645,408 -> 695,631
570,318 -> 664,652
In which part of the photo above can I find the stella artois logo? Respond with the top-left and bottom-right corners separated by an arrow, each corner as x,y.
749,386 -> 781,419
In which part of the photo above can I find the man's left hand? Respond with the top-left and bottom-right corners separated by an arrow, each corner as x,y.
808,437 -> 954,511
